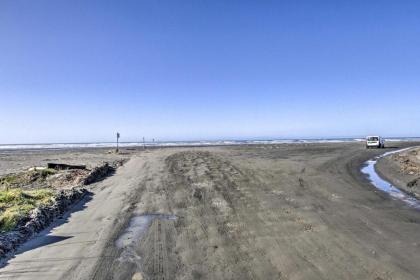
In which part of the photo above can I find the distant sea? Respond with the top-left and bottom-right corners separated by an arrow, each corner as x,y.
1,137 -> 419,151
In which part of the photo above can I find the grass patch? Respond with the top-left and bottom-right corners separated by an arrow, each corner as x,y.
0,169 -> 57,189
37,168 -> 57,176
0,189 -> 54,232
0,174 -> 19,186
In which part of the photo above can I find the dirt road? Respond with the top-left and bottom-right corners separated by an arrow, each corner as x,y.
1,143 -> 420,279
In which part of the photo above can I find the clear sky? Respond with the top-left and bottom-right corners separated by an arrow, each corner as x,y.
1,1 -> 419,144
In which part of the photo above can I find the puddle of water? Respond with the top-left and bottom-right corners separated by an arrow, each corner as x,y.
115,213 -> 178,269
116,213 -> 177,249
361,147 -> 420,209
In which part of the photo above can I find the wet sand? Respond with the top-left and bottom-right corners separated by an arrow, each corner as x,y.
1,142 -> 420,279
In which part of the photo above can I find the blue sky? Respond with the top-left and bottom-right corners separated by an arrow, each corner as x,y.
0,1 -> 419,143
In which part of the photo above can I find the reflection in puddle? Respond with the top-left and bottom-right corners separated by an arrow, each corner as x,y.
361,148 -> 420,209
115,213 -> 177,274
116,214 -> 177,249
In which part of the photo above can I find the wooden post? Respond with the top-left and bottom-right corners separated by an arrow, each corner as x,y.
116,132 -> 120,153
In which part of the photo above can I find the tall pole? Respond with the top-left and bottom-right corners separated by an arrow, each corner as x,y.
143,137 -> 145,149
116,132 -> 120,153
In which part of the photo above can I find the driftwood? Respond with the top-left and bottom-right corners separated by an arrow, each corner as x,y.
47,163 -> 86,170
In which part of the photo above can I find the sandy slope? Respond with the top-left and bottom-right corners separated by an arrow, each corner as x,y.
376,147 -> 420,199
1,143 -> 420,280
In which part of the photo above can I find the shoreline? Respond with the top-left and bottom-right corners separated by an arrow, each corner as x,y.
2,137 -> 420,152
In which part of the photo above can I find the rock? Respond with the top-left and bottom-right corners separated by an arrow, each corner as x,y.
407,178 -> 420,188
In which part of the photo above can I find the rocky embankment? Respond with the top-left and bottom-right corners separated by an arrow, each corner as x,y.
0,187 -> 88,258
0,160 -> 125,259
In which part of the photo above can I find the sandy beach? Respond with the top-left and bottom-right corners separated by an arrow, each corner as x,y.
0,142 -> 420,279
3,1 -> 420,279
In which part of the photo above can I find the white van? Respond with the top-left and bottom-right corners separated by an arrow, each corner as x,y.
366,136 -> 385,149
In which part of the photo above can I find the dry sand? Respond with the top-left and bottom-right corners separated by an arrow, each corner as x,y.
0,147 -> 136,176
0,142 -> 420,279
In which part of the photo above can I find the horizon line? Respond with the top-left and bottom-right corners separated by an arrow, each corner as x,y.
2,136 -> 420,146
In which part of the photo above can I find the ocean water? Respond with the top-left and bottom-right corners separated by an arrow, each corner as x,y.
0,137 -> 419,151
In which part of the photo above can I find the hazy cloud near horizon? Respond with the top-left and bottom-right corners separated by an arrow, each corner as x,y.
1,0 -> 419,144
